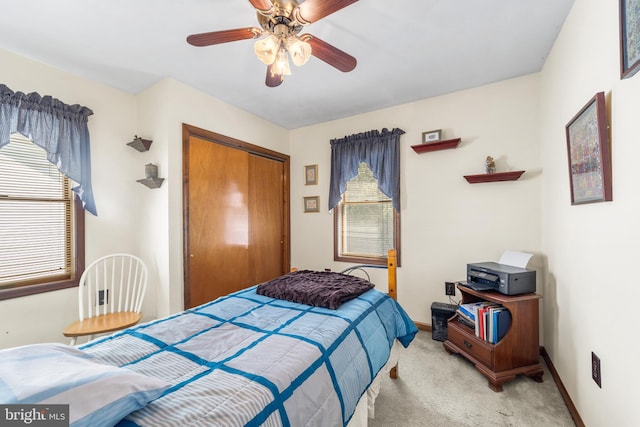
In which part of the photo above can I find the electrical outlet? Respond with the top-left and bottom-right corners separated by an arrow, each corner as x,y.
592,352 -> 602,388
445,282 -> 456,296
98,289 -> 109,306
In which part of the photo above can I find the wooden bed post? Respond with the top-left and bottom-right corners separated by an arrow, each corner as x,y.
387,249 -> 399,379
387,249 -> 397,301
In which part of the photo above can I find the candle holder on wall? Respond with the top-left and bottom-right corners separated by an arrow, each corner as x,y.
136,163 -> 164,188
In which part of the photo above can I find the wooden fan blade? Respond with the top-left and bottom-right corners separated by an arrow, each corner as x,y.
248,0 -> 274,14
187,27 -> 261,47
302,34 -> 357,72
294,0 -> 358,24
265,64 -> 284,87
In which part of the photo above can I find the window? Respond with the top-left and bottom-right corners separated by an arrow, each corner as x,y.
334,162 -> 400,265
0,133 -> 84,300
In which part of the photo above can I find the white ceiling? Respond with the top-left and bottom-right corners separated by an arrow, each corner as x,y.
0,0 -> 574,129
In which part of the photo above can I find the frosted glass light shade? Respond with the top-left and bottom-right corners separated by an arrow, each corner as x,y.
287,37 -> 311,66
272,47 -> 291,76
254,35 -> 279,65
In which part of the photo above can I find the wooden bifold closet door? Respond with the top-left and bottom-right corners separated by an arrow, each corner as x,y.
183,125 -> 290,309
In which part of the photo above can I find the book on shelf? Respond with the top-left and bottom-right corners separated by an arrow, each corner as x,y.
456,308 -> 474,324
488,307 -> 501,343
456,311 -> 475,329
454,301 -> 512,343
481,306 -> 491,341
480,305 -> 511,344
474,302 -> 498,340
491,307 -> 511,344
458,302 -> 485,321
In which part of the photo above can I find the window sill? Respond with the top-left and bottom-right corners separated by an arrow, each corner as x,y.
0,278 -> 78,300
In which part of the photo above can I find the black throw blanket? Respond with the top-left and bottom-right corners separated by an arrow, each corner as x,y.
256,270 -> 374,310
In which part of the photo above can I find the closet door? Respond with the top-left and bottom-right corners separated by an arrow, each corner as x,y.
183,125 -> 289,309
186,136 -> 250,307
248,153 -> 285,285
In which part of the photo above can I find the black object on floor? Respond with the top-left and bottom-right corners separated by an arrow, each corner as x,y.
431,302 -> 457,341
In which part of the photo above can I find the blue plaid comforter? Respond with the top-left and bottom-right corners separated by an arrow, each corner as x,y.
81,286 -> 417,426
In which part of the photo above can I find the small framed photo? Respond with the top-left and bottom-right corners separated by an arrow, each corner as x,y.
565,92 -> 612,205
620,0 -> 640,78
422,129 -> 442,144
303,196 -> 320,213
304,164 -> 318,185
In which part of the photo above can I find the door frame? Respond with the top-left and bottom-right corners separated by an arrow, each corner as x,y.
182,123 -> 290,308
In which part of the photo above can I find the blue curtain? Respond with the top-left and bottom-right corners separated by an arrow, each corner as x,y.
0,84 -> 97,215
328,128 -> 404,211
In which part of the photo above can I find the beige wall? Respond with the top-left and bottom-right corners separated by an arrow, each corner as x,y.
539,0 -> 639,425
289,74 -> 542,326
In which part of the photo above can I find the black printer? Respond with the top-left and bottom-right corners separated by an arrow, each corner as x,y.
466,262 -> 536,295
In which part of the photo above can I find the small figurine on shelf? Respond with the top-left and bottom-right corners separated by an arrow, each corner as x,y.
485,156 -> 496,174
145,163 -> 158,179
137,163 -> 164,188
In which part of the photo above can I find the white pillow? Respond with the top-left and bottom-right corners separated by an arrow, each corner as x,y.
0,343 -> 169,427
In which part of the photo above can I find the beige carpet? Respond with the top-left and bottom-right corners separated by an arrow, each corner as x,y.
369,331 -> 575,426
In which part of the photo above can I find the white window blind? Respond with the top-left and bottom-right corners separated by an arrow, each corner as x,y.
338,162 -> 394,258
0,134 -> 73,287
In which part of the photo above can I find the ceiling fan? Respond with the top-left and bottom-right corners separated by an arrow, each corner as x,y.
186,0 -> 358,87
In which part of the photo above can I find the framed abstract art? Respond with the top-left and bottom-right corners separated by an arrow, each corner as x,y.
620,0 -> 640,78
565,92 -> 612,205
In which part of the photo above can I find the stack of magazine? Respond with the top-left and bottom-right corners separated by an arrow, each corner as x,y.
456,301 -> 511,344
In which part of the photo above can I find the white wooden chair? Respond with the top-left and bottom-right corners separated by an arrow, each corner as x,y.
63,253 -> 148,345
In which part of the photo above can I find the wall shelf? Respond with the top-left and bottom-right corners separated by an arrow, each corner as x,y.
463,170 -> 525,183
136,177 -> 164,189
411,138 -> 461,153
127,136 -> 153,152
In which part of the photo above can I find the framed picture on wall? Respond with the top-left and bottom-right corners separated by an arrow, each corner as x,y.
421,129 -> 442,143
620,0 -> 640,78
303,196 -> 320,213
304,164 -> 318,185
565,92 -> 612,205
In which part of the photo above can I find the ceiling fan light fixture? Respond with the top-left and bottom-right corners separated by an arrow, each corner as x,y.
273,45 -> 292,76
188,0 -> 358,87
287,37 -> 311,66
254,34 -> 279,65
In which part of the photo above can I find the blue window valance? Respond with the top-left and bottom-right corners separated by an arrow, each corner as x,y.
0,84 -> 97,215
329,128 -> 404,211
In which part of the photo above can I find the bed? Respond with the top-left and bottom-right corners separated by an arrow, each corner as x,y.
0,250 -> 417,427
